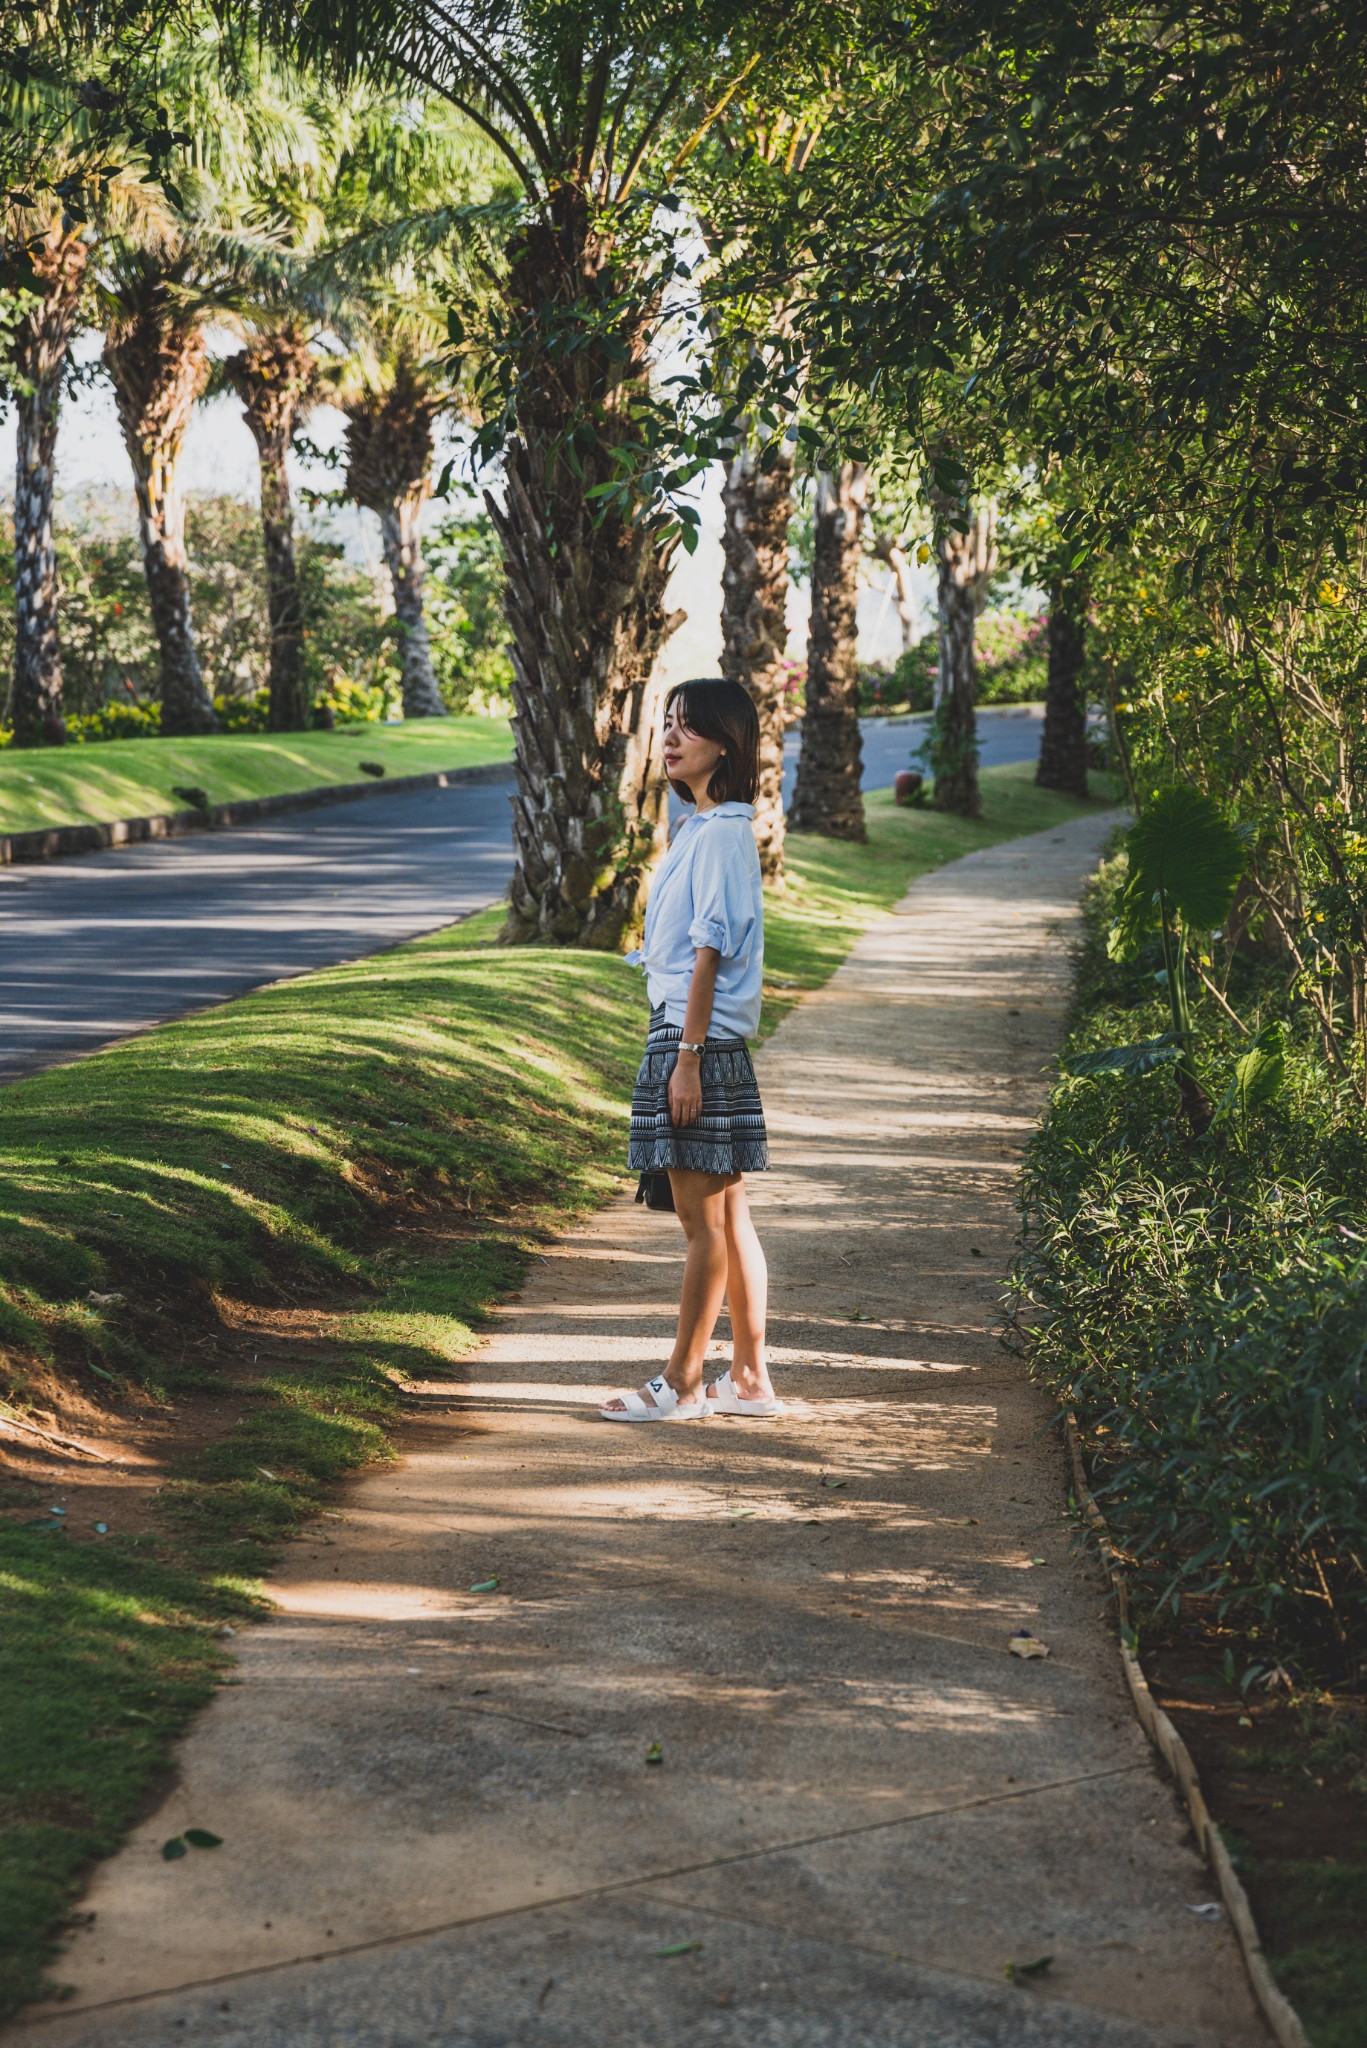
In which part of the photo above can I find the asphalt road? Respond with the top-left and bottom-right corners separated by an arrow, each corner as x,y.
0,707 -> 1046,1085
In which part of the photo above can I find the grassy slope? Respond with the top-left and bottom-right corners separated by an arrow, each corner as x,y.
0,762 -> 1106,2015
0,721 -> 514,836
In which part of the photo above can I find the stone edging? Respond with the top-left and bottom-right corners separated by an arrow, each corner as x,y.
0,758 -> 515,867
1064,1414 -> 1310,2048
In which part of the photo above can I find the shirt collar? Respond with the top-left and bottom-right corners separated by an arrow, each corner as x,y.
686,801 -> 754,822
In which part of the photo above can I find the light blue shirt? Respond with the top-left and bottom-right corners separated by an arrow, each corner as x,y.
626,801 -> 764,1040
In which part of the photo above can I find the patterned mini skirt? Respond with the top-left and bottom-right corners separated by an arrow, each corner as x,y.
628,1005 -> 768,1177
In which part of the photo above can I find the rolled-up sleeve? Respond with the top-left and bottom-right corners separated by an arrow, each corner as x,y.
687,823 -> 758,964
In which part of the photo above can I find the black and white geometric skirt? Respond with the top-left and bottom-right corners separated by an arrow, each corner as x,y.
627,1005 -> 768,1176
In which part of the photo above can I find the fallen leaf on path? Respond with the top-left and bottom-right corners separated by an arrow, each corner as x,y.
1186,1903 -> 1222,1921
256,1468 -> 279,1482
1008,1632 -> 1050,1660
1031,1556 -> 1046,1565
468,1577 -> 499,1593
86,1290 -> 124,1306
161,1838 -> 188,1862
819,1477 -> 847,1489
657,1941 -> 702,1957
645,1743 -> 664,1766
1005,1955 -> 1053,1981
184,1829 -> 222,1850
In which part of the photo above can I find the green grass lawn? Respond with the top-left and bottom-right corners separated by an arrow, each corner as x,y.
0,761 -> 1108,2017
0,721 -> 514,837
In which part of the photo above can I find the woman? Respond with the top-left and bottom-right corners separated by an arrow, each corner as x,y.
600,677 -> 781,1422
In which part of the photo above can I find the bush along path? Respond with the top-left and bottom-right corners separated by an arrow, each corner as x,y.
4,796 -> 1277,2048
1017,836 -> 1367,2048
0,762 -> 1101,2025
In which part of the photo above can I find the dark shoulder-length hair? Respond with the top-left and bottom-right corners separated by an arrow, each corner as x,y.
664,677 -> 760,808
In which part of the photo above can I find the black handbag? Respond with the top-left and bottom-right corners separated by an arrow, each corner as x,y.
635,1170 -> 675,1212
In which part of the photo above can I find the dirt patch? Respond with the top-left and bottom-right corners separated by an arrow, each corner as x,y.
1146,1621 -> 1367,2041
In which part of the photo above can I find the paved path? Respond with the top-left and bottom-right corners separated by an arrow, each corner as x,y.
11,811 -> 1267,2048
0,712 -> 1043,1085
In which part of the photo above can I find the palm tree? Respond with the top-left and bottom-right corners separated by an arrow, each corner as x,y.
719,435 -> 795,876
1036,579 -> 1090,798
265,0 -> 781,946
223,324 -> 321,730
95,31 -> 317,735
3,51 -> 164,744
99,206 -> 300,734
8,208 -> 87,744
928,495 -> 997,820
307,97 -> 511,721
790,462 -> 868,839
342,343 -> 448,717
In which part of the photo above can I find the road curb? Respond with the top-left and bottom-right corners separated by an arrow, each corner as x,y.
1064,1413 -> 1310,2048
0,759 -> 514,867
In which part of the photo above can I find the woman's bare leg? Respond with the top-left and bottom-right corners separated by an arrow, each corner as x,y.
600,1169 -> 730,1412
664,1170 -> 732,1394
720,1176 -> 772,1401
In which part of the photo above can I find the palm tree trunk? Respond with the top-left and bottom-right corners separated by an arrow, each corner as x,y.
104,320 -> 218,736
489,437 -> 678,946
378,491 -> 443,716
10,221 -> 86,745
790,464 -> 868,840
1035,583 -> 1090,797
228,331 -> 317,732
486,203 -> 682,948
343,368 -> 446,720
719,437 -> 794,881
930,499 -> 997,819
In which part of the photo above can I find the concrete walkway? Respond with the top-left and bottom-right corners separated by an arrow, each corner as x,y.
11,813 -> 1268,2048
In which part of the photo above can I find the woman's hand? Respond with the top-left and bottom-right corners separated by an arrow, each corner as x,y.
669,1049 -> 703,1127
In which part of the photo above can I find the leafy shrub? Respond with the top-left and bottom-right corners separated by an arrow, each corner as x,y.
66,701 -> 163,743
976,608 -> 1049,701
211,693 -> 270,732
0,498 -> 422,735
1017,854 -> 1367,1679
865,608 -> 1050,715
425,509 -> 513,715
885,644 -> 936,711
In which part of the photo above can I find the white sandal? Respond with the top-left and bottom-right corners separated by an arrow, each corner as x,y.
599,1373 -> 707,1423
704,1369 -> 783,1417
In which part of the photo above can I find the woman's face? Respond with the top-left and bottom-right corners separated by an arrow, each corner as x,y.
663,699 -> 725,798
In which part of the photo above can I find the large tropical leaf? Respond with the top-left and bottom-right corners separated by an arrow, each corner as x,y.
1063,1033 -> 1187,1079
1108,785 -> 1245,961
1212,1020 -> 1287,1127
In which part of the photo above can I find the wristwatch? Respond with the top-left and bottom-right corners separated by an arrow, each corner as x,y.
678,1039 -> 707,1056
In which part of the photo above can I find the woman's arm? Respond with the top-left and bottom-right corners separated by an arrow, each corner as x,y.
668,946 -> 720,1128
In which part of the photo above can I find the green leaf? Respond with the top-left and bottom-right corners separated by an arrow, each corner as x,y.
1118,786 -> 1245,942
1064,1035 -> 1187,1079
161,1837 -> 188,1861
1234,1020 -> 1286,1112
468,1576 -> 499,1593
1212,1020 -> 1287,1127
656,1941 -> 702,1957
1005,1955 -> 1054,1981
184,1829 -> 223,1849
